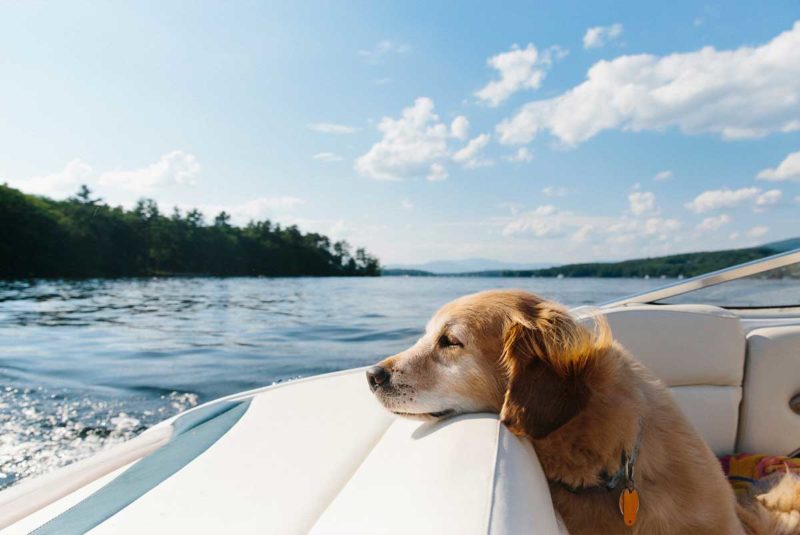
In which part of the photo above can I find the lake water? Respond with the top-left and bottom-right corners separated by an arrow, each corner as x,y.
0,276 -> 697,489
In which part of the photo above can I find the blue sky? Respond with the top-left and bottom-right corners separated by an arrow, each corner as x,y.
2,1 -> 799,264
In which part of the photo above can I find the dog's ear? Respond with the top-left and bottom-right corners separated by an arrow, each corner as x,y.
500,304 -> 610,439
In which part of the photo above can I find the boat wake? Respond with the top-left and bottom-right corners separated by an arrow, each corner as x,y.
0,386 -> 198,490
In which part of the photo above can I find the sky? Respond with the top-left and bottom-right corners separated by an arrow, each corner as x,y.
2,1 -> 799,265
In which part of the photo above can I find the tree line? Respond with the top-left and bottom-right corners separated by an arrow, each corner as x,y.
385,243 -> 797,279
0,184 -> 381,278
447,248 -> 773,279
524,246 -> 792,279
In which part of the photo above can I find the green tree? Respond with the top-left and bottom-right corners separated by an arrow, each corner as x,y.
0,185 -> 382,279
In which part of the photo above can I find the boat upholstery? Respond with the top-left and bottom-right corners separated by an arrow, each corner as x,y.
309,414 -> 565,535
603,304 -> 745,456
738,326 -> 800,455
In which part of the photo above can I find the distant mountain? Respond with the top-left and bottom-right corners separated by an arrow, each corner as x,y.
385,258 -> 555,274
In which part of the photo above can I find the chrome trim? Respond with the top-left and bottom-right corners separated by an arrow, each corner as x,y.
602,248 -> 800,308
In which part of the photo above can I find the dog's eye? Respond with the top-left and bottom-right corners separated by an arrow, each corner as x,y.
438,334 -> 462,348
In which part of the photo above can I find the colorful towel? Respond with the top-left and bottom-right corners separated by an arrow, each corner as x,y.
719,453 -> 800,496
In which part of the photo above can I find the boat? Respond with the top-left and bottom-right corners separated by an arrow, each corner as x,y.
1,250 -> 799,534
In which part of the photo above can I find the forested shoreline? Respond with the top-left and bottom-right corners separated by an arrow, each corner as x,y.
0,185 -> 380,278
385,239 -> 799,278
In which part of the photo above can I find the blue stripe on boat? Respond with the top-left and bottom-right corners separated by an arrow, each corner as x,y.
31,399 -> 252,535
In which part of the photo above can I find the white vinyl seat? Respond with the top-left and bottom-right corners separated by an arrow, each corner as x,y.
738,326 -> 800,455
309,414 -> 564,535
602,304 -> 746,455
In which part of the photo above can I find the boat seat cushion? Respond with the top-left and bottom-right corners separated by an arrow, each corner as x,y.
602,304 -> 745,387
737,326 -> 800,455
309,414 -> 566,535
602,304 -> 745,455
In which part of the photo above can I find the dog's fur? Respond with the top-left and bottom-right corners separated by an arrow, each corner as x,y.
369,290 -> 800,535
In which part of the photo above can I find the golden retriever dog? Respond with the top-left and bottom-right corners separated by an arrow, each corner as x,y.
367,290 -> 800,535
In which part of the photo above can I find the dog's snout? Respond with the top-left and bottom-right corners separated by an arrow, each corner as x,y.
366,365 -> 390,392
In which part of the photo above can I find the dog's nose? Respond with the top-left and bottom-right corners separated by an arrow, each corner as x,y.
366,366 -> 390,392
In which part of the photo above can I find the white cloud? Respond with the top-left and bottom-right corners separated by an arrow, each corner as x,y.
755,189 -> 782,208
10,159 -> 93,198
401,199 -> 414,209
729,231 -> 740,241
312,152 -> 343,163
357,98 -> 467,181
9,151 -> 199,203
653,170 -> 673,181
504,147 -> 534,163
359,40 -> 410,63
308,122 -> 360,134
747,225 -> 769,239
328,219 -> 352,239
628,190 -> 656,216
696,214 -> 731,232
604,216 -> 680,244
500,203 -> 680,246
572,224 -> 594,243
757,150 -> 800,181
497,22 -> 800,145
502,205 -> 561,237
427,163 -> 448,181
98,151 -> 199,194
583,23 -> 623,49
475,44 -> 556,106
498,202 -> 521,215
452,133 -> 492,168
643,217 -> 681,235
450,116 -> 470,140
183,196 -> 305,225
234,196 -> 305,216
542,185 -> 568,197
685,187 -> 762,213
535,205 -> 557,216
606,233 -> 636,245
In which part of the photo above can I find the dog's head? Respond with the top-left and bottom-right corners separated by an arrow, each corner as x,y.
367,289 -> 611,438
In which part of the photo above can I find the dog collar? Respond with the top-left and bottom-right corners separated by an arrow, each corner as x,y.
554,432 -> 641,495
552,430 -> 643,526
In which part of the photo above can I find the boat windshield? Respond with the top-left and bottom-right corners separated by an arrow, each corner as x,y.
604,249 -> 800,309
657,262 -> 800,309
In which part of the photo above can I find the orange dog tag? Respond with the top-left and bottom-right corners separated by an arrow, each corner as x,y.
618,488 -> 640,527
